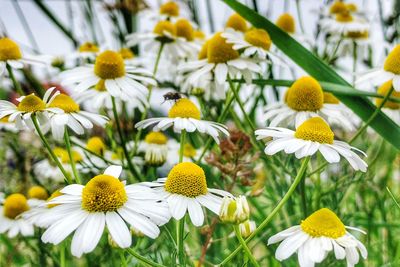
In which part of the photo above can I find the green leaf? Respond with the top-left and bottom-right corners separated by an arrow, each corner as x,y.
223,0 -> 400,150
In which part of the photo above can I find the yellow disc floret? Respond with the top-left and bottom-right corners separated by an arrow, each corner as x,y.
207,32 -> 239,63
168,98 -> 201,119
194,30 -> 206,40
244,29 -> 272,50
145,131 -> 168,145
0,37 -> 22,61
329,1 -> 348,14
301,208 -> 346,238
295,117 -> 334,144
376,80 -> 400,109
48,94 -> 80,113
175,19 -> 194,41
346,3 -> 358,12
276,13 -> 296,34
28,186 -> 48,200
159,1 -> 179,17
335,12 -> 353,23
3,193 -> 29,219
86,136 -> 106,156
323,92 -> 340,104
153,20 -> 176,37
165,162 -> 207,197
78,42 -> 99,53
285,76 -> 324,111
119,48 -> 134,59
384,45 -> 400,75
94,50 -> 125,79
81,175 -> 127,212
183,143 -> 197,158
225,13 -> 247,32
17,94 -> 46,113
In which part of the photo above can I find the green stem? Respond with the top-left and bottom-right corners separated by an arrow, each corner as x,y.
31,114 -> 71,184
176,217 -> 185,266
233,225 -> 260,267
64,128 -> 81,184
126,248 -> 166,267
60,242 -> 66,267
119,250 -> 128,267
6,63 -> 24,95
219,156 -> 310,266
179,130 -> 186,163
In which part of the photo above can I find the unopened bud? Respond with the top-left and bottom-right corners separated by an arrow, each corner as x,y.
239,220 -> 256,238
219,196 -> 250,224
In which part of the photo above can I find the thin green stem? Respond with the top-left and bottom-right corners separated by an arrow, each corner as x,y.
219,156 -> 311,266
6,64 -> 24,95
179,130 -> 186,163
126,248 -> 166,267
119,250 -> 128,267
176,217 -> 185,266
60,242 -> 66,267
31,114 -> 71,184
64,128 -> 81,184
233,225 -> 260,267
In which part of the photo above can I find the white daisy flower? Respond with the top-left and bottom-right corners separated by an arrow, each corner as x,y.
0,115 -> 18,132
135,98 -> 229,144
72,42 -> 100,62
263,76 -> 356,130
141,1 -> 185,23
268,208 -> 367,267
328,30 -> 370,59
138,131 -> 169,166
275,13 -> 314,48
60,50 -> 156,102
141,162 -> 232,226
27,186 -> 49,207
41,165 -> 170,257
0,193 -> 34,238
224,13 -> 249,33
320,11 -> 369,35
255,117 -> 368,172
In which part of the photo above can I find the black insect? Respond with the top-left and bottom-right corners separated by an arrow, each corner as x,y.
162,92 -> 183,103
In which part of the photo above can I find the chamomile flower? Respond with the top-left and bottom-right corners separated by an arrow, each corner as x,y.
135,98 -> 229,143
0,193 -> 34,238
263,76 -> 356,130
27,186 -> 49,207
268,208 -> 367,267
61,50 -> 155,101
141,162 -> 232,226
0,115 -> 18,132
41,165 -> 170,257
142,1 -> 182,23
225,13 -> 248,33
68,42 -> 100,63
45,87 -> 108,140
139,131 -> 169,166
356,45 -> 400,91
276,13 -> 314,47
255,117 -> 368,172
320,11 -> 369,35
375,80 -> 400,124
328,30 -> 370,58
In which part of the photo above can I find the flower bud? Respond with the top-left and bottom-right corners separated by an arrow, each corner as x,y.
219,196 -> 250,224
239,220 -> 256,238
130,226 -> 145,238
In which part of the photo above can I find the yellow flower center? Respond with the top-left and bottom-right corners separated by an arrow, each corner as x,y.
3,193 -> 29,219
62,150 -> 83,164
276,13 -> 296,34
244,28 -> 272,51
194,30 -> 206,40
175,19 -> 194,41
323,92 -> 340,104
345,30 -> 369,39
376,80 -> 400,109
0,115 -> 10,123
78,42 -> 99,53
335,12 -> 353,23
145,131 -> 168,145
183,143 -> 197,158
165,162 -> 207,197
0,37 -> 22,61
81,175 -> 127,212
168,98 -> 201,119
295,117 -> 334,144
285,76 -> 324,111
28,186 -> 48,200
153,20 -> 176,37
47,190 -> 62,208
198,40 -> 209,60
225,13 -> 247,32
384,45 -> 400,75
301,208 -> 346,238
207,33 -> 239,63
329,1 -> 348,14
48,94 -> 80,113
159,1 -> 179,17
95,79 -> 107,92
119,48 -> 134,59
94,50 -> 125,79
17,94 -> 46,113
346,3 -> 358,12
86,137 -> 106,156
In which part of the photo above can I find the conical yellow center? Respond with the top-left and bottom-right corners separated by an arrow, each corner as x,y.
165,162 -> 207,197
207,33 -> 239,63
0,37 -> 22,61
345,30 -> 369,39
17,94 -> 46,113
335,12 -> 353,23
225,13 -> 247,32
384,45 -> 400,75
285,76 -> 324,111
194,30 -> 206,40
47,190 -> 62,208
175,19 -> 194,41
28,186 -> 48,200
94,50 -> 125,79
301,208 -> 346,238
81,175 -> 127,212
78,42 -> 99,53
329,1 -> 348,14
346,3 -> 358,12
153,20 -> 176,37
49,94 -> 80,113
276,13 -> 296,33
323,92 -> 340,104
86,137 -> 106,156
95,79 -> 107,92
183,143 -> 196,158
3,194 -> 29,219
168,98 -> 201,119
119,48 -> 134,59
198,40 -> 209,60
376,80 -> 400,109
244,29 -> 272,50
295,117 -> 334,144
145,131 -> 168,145
159,1 -> 179,17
